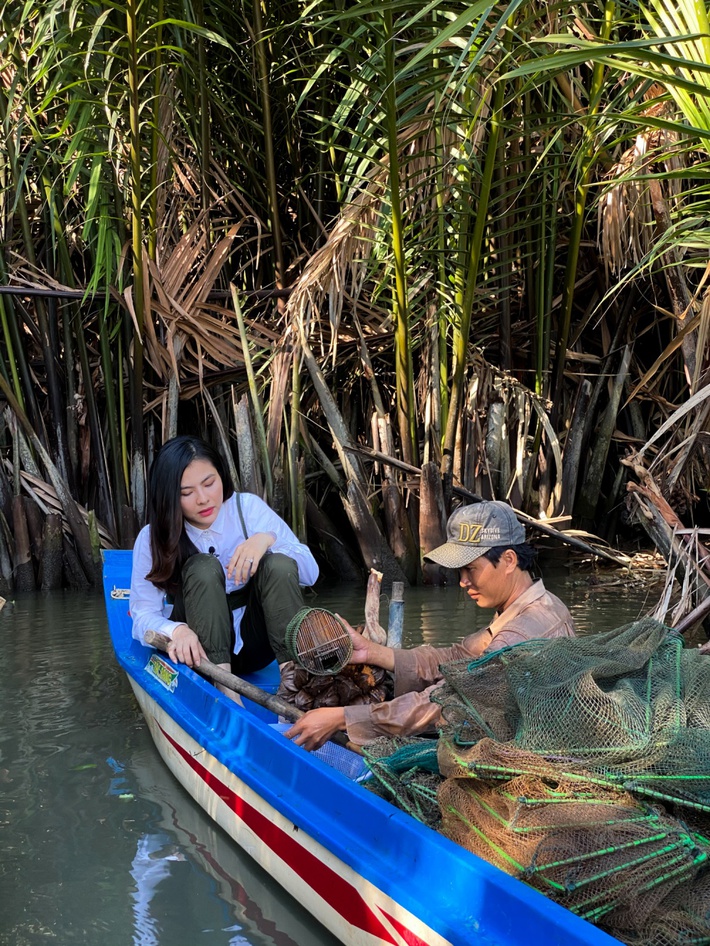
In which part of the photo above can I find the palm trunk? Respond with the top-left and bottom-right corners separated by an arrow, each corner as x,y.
126,0 -> 147,523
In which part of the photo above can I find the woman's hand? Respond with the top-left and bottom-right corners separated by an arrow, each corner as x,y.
168,624 -> 207,668
226,532 -> 276,585
285,707 -> 347,752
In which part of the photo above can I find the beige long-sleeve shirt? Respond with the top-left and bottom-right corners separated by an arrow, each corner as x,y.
343,579 -> 575,745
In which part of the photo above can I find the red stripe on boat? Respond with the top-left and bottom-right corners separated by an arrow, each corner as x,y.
377,907 -> 432,946
160,724 -> 408,945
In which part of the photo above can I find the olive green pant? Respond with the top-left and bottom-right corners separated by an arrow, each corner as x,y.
170,552 -> 303,673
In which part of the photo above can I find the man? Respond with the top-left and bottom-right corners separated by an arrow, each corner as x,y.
286,501 -> 575,750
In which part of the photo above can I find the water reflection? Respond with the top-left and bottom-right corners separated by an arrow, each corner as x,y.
0,573 -> 657,946
131,832 -> 187,946
128,745 -> 338,946
0,591 -> 339,946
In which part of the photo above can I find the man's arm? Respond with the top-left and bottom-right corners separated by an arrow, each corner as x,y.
285,686 -> 444,750
338,616 -> 395,670
285,620 -> 487,751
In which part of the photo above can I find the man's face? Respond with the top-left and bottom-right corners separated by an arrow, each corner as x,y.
458,551 -> 517,612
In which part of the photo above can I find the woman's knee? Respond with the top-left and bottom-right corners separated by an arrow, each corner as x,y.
182,552 -> 225,591
259,552 -> 298,580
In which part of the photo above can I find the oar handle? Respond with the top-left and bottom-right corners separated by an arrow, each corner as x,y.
144,631 -> 364,756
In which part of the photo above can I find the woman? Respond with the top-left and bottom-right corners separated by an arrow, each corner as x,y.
130,436 -> 319,685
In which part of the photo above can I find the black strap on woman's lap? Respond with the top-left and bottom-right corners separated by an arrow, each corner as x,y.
227,492 -> 251,612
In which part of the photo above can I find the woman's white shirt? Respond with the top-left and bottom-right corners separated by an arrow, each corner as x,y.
129,492 -> 319,653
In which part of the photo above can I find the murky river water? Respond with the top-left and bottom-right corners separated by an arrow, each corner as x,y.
0,564 -> 662,946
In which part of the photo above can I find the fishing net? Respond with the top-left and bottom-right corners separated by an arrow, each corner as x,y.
433,619 -> 710,810
438,739 -> 709,930
363,736 -> 442,829
362,618 -> 710,945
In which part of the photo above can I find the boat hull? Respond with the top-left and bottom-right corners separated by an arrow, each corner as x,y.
104,549 -> 620,946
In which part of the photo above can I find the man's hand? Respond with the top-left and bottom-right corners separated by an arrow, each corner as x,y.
168,624 -> 208,668
285,707 -> 347,751
337,614 -> 396,671
336,615 -> 371,663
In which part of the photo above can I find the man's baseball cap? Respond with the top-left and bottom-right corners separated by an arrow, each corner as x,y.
424,501 -> 526,569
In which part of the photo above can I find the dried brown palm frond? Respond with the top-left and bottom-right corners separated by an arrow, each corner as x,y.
625,453 -> 710,629
7,463 -> 115,549
649,524 -> 710,629
598,126 -> 684,278
127,213 -> 277,389
452,353 -> 563,512
2,256 -> 83,295
286,102 -> 481,354
132,88 -> 275,392
627,332 -> 710,511
287,171 -> 387,352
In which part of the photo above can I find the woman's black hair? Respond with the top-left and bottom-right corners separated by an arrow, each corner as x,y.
146,436 -> 235,591
482,543 -> 537,573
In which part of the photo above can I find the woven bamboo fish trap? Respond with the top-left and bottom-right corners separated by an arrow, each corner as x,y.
285,607 -> 353,676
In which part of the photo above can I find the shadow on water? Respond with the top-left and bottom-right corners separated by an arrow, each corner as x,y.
0,573 -> 656,945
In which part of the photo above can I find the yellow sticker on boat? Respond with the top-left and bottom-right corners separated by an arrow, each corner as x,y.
146,655 -> 179,692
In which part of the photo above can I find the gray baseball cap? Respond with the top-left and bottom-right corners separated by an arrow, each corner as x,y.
424,501 -> 526,569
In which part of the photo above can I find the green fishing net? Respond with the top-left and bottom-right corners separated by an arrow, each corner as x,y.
363,619 -> 710,946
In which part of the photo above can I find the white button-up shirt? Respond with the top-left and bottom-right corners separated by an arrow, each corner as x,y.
130,492 -> 319,653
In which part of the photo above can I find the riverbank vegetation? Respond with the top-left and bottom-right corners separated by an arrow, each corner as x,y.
1,0 -> 708,599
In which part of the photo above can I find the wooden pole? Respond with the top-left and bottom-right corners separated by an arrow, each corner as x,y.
144,631 -> 364,756
387,582 -> 404,649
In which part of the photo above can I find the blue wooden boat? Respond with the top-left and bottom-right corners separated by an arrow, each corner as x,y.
104,549 -> 620,946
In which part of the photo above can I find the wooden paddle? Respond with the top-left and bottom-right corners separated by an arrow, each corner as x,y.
144,630 -> 364,756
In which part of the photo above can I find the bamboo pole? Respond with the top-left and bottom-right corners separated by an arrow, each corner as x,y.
144,631 -> 364,756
